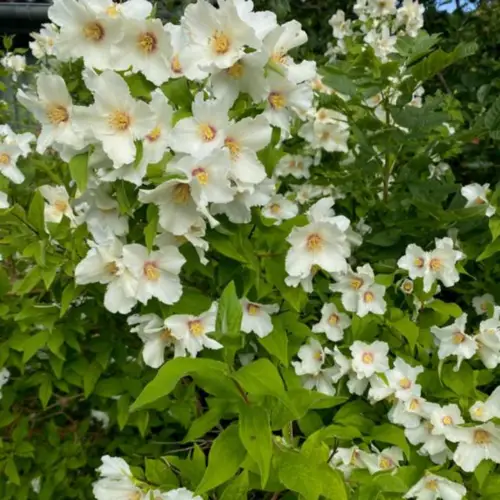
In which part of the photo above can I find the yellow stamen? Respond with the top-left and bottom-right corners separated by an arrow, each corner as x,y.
54,200 -> 68,213
224,137 -> 241,159
473,405 -> 484,417
452,332 -> 465,344
268,91 -> 286,110
160,328 -> 173,342
172,184 -> 191,204
46,104 -> 69,125
409,398 -> 420,411
442,415 -> 453,425
413,257 -> 424,268
426,480 -> 438,491
199,123 -> 216,142
108,110 -> 131,132
270,203 -> 281,214
306,232 -> 322,251
227,62 -> 244,78
211,31 -> 230,55
146,126 -> 161,142
138,32 -> 157,54
188,319 -> 204,336
247,303 -> 260,316
328,313 -> 339,325
475,197 -> 486,205
429,258 -> 441,272
313,350 -> 323,361
105,261 -> 120,276
106,4 -> 119,17
350,278 -> 364,290
399,377 -> 412,389
192,167 -> 209,185
271,51 -> 287,64
379,457 -> 393,470
143,262 -> 160,281
363,291 -> 375,303
171,55 -> 183,74
0,153 -> 10,165
474,429 -> 491,444
83,22 -> 105,41
362,352 -> 374,364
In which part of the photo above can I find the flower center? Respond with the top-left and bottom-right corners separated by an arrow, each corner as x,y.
0,153 -> 10,165
105,261 -> 120,276
399,377 -> 412,389
271,51 -> 287,64
413,257 -> 424,268
188,319 -> 204,336
211,31 -> 230,55
429,258 -> 441,272
106,4 -> 119,17
441,415 -> 453,425
247,303 -> 260,315
270,203 -> 281,214
171,55 -> 183,74
146,126 -> 161,142
83,21 -> 105,41
475,197 -> 486,205
268,91 -> 286,110
328,313 -> 339,325
54,200 -> 68,212
379,457 -> 393,470
227,62 -> 244,78
452,332 -> 465,344
160,328 -> 173,342
473,405 -> 484,417
47,104 -> 69,124
474,429 -> 491,444
408,398 -> 420,411
172,184 -> 191,204
313,350 -> 324,362
306,232 -> 323,251
349,450 -> 360,466
199,123 -> 216,142
143,262 -> 160,281
350,278 -> 364,290
138,32 -> 157,54
362,352 -> 374,364
363,291 -> 375,303
109,110 -> 131,132
402,280 -> 413,293
425,480 -> 438,492
224,137 -> 241,159
192,167 -> 209,185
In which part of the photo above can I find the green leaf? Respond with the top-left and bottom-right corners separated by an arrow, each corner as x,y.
232,359 -> 293,411
161,78 -> 193,109
12,267 -> 41,295
38,378 -> 52,409
485,96 -> 500,130
184,405 -> 226,443
220,471 -> 249,500
370,424 -> 410,459
83,361 -> 102,398
320,66 -> 357,96
426,300 -> 462,319
5,457 -> 20,485
196,423 -> 246,494
22,331 -> 49,363
389,316 -> 419,350
216,281 -> 242,337
69,152 -> 89,193
478,238 -> 500,261
145,458 -> 179,488
28,190 -> 45,234
131,358 -> 229,411
145,204 -> 159,252
277,450 -> 347,500
489,217 -> 500,241
238,405 -> 272,487
258,322 -> 288,365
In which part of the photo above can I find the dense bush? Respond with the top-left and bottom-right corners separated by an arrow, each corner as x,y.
1,0 -> 500,499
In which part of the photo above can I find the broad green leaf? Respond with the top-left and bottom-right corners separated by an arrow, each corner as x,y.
485,96 -> 500,130
478,238 -> 500,261
184,405 -> 226,443
216,281 -> 242,337
38,377 -> 52,409
239,405 -> 272,487
220,471 -> 249,500
12,267 -> 41,295
320,66 -> 357,96
69,152 -> 89,192
161,78 -> 193,109
258,322 -> 288,365
196,423 -> 246,494
426,300 -> 462,319
145,204 -> 159,252
28,190 -> 45,234
131,358 -> 229,411
370,424 -> 410,459
84,361 -> 102,398
489,217 -> 500,241
5,457 -> 20,485
389,316 -> 419,350
145,458 -> 179,488
22,331 -> 49,363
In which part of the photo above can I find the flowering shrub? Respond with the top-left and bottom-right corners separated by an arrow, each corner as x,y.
2,0 -> 500,499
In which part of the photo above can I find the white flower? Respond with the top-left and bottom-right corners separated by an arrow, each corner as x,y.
91,410 -> 110,429
470,386 -> 500,422
30,477 -> 41,494
241,300 -> 279,338
75,236 -> 137,315
476,317 -> 500,368
0,192 -> 9,209
0,142 -> 24,184
404,473 -> 466,500
359,446 -> 404,474
139,179 -> 204,236
0,367 -> 10,399
160,487 -> 203,500
39,185 -> 75,225
262,73 -> 313,131
398,243 -> 427,280
312,303 -> 350,342
275,154 -> 312,179
401,278 -> 414,294
85,0 -> 152,20
0,124 -> 35,157
385,358 -> 423,401
299,109 -> 350,152
450,422 -> 500,472
388,396 -> 430,429
30,23 -> 58,59
165,304 -> 223,358
86,71 -> 154,167
364,25 -> 397,62
223,115 -> 271,186
119,19 -> 173,85
1,54 -> 26,80
262,195 -> 299,224
128,313 -> 183,367
49,0 -> 127,70
368,0 -> 397,16
473,294 -> 495,316
405,420 -> 451,465
17,74 -> 85,154
329,10 -> 352,39
428,161 -> 450,180
330,264 -> 386,317
170,94 -> 228,159
431,314 -> 477,371
292,183 -> 330,204
350,340 -> 389,379
92,455 -> 143,500
122,244 -> 185,306
397,0 -> 425,38
461,183 -> 495,217
285,220 -> 351,280
429,403 -> 465,440
330,447 -> 365,478
181,0 -> 260,71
